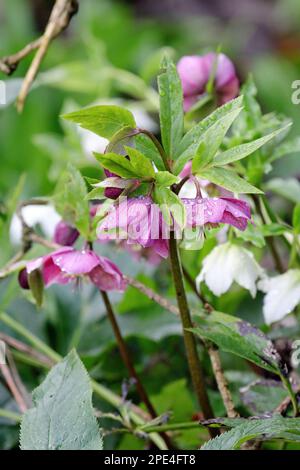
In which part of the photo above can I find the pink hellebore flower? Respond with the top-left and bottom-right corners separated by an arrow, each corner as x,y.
177,52 -> 239,111
19,247 -> 127,292
97,196 -> 169,259
183,197 -> 251,231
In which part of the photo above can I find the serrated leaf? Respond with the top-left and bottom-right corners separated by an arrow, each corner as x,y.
191,108 -> 242,172
105,126 -> 137,155
201,414 -> 300,450
155,171 -> 179,187
62,105 -> 136,139
190,310 -> 285,375
240,379 -> 287,414
124,146 -> 155,179
53,164 -> 90,237
174,96 -> 243,174
20,350 -> 103,450
158,57 -> 184,157
214,123 -> 291,166
94,152 -> 137,179
199,167 -> 262,194
134,134 -> 165,171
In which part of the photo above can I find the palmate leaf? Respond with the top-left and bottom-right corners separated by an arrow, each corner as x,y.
20,351 -> 103,450
173,96 -> 243,174
62,105 -> 136,139
189,310 -> 286,376
158,56 -> 184,158
201,414 -> 300,450
214,123 -> 291,166
199,167 -> 262,194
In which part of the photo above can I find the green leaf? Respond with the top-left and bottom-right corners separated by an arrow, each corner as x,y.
158,57 -> 184,157
240,379 -> 287,415
53,164 -> 90,237
124,146 -> 155,179
62,105 -> 136,139
94,152 -> 137,179
153,187 -> 186,229
199,167 -> 262,194
20,350 -> 103,450
232,76 -> 262,134
191,108 -> 242,172
134,134 -> 165,170
173,96 -> 243,174
201,414 -> 300,450
214,123 -> 292,166
105,126 -> 136,154
155,171 -> 179,187
270,136 -> 300,163
293,205 -> 300,234
265,178 -> 300,204
189,310 -> 285,376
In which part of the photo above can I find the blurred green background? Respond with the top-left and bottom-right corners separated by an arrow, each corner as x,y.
1,0 -> 300,199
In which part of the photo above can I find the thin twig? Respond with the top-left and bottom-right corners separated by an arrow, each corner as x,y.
276,384 -> 300,416
0,362 -> 28,413
206,344 -> 239,418
0,38 -> 42,75
0,332 -> 54,368
125,275 -> 179,315
15,0 -> 79,112
6,348 -> 32,408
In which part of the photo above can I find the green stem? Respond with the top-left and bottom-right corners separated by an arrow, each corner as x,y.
141,421 -> 201,433
0,311 -> 167,450
168,236 -> 216,430
100,291 -> 173,449
280,373 -> 299,417
0,408 -> 22,423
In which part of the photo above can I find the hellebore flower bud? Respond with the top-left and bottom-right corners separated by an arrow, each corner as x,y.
177,52 -> 239,111
18,268 -> 30,290
53,221 -> 79,246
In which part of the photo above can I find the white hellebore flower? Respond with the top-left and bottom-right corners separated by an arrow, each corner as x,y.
196,242 -> 264,297
10,205 -> 61,246
258,270 -> 300,325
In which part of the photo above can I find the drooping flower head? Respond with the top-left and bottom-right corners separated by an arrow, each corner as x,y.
97,196 -> 169,259
183,197 -> 251,231
19,247 -> 127,292
258,270 -> 300,325
177,52 -> 239,111
197,242 -> 264,297
97,195 -> 251,259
